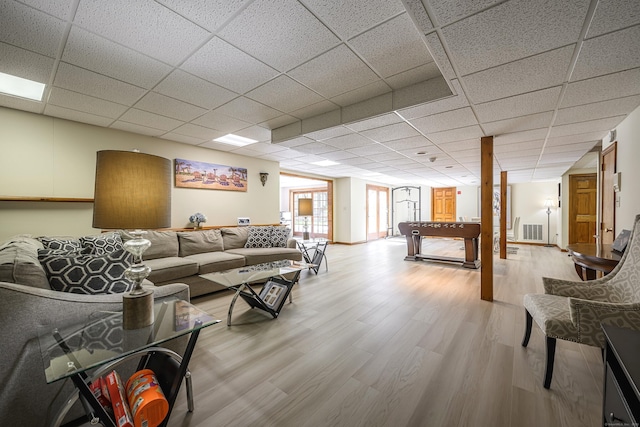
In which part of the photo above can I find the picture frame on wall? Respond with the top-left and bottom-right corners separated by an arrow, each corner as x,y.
175,158 -> 247,191
478,185 -> 512,228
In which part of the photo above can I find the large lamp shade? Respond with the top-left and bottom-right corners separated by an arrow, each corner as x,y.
93,150 -> 171,229
298,198 -> 313,217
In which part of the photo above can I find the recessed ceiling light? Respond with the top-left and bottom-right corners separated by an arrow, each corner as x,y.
0,72 -> 45,101
445,166 -> 453,169
312,160 -> 340,167
416,151 -> 428,155
213,134 -> 258,147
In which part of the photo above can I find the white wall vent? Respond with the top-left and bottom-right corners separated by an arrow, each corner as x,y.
523,224 -> 543,240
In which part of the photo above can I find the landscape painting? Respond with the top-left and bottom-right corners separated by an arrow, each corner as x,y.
175,158 -> 248,192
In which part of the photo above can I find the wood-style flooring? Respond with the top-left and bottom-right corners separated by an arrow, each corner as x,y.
167,237 -> 602,427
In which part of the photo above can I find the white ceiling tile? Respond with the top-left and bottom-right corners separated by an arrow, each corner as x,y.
347,144 -> 389,156
270,149 -> 304,159
235,126 -> 272,143
349,13 -> 433,78
323,133 -> 374,149
289,100 -> 340,120
74,0 -> 210,65
305,125 -> 352,141
320,150 -> 359,161
475,87 -> 562,123
555,95 -> 640,126
43,104 -> 114,127
495,148 -> 542,160
494,129 -> 549,145
360,122 -> 420,143
219,0 -> 339,72
386,62 -> 442,90
423,33 -> 456,81
427,0 -> 503,27
411,107 -> 478,134
539,151 -> 585,164
329,80 -> 391,107
345,112 -> 403,132
289,44 -> 379,98
546,131 -> 607,146
403,0 -> 434,33
586,0 -> 640,38
119,109 -> 183,131
192,111 -> 251,133
544,141 -> 598,154
426,125 -> 484,144
494,140 -> 544,154
214,97 -> 282,124
398,146 -> 443,157
181,37 -> 279,94
443,0 -> 589,75
303,0 -> 404,40
549,116 -> 625,138
0,42 -> 54,83
274,136 -> 314,148
53,62 -> 146,105
483,112 -> 553,135
1,1 -> 66,56
110,120 -> 165,137
294,142 -> 338,155
172,123 -> 224,140
438,138 -> 481,153
0,94 -> 43,113
62,27 -> 171,89
383,135 -> 434,150
19,0 -> 76,19
48,87 -> 127,119
246,75 -> 325,113
198,140 -> 238,151
156,0 -> 249,32
260,114 -> 299,130
160,132 -> 204,145
462,45 -> 574,104
572,25 -> 640,82
155,70 -> 238,110
135,92 -> 207,122
242,141 -> 284,154
561,68 -> 640,107
398,80 -> 469,120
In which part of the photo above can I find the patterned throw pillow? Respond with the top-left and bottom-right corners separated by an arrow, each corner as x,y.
244,226 -> 273,248
38,249 -> 135,294
271,226 -> 290,248
38,237 -> 82,252
81,232 -> 124,255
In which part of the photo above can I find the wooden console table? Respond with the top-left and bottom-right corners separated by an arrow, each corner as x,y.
566,243 -> 622,280
398,221 -> 481,269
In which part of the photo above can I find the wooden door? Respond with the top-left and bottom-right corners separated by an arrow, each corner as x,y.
366,185 -> 389,241
601,143 -> 616,244
431,187 -> 456,222
569,174 -> 597,244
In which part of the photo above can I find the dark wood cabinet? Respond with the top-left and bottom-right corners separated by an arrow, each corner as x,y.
602,324 -> 640,426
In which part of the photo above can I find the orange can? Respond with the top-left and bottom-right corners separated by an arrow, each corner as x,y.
125,369 -> 168,427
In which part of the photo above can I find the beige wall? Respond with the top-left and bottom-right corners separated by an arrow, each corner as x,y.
0,107 -> 281,240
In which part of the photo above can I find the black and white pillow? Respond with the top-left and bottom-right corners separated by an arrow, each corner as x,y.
38,237 -> 82,252
81,232 -> 124,255
271,226 -> 290,248
38,249 -> 135,294
245,226 -> 273,248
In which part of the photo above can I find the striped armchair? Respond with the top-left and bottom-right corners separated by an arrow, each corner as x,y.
522,214 -> 640,389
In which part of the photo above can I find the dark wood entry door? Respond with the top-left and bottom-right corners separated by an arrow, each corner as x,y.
569,174 -> 597,244
431,187 -> 456,222
601,143 -> 617,244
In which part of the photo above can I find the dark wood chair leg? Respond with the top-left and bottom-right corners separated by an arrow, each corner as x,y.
522,309 -> 533,347
543,336 -> 556,389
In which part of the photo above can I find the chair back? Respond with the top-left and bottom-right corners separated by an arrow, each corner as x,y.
512,216 -> 520,240
604,214 -> 640,299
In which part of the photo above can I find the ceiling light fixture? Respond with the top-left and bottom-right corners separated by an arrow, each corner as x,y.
416,151 -> 428,155
213,134 -> 258,147
0,72 -> 45,101
312,160 -> 340,167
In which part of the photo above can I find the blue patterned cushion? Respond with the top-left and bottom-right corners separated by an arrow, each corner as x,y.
38,249 -> 134,294
81,232 -> 123,255
245,226 -> 273,248
270,226 -> 290,248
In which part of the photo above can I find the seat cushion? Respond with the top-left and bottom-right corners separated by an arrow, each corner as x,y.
221,227 -> 249,250
120,230 -> 179,260
226,247 -> 302,265
0,236 -> 49,289
177,229 -> 224,257
146,257 -> 199,283
184,252 -> 245,274
523,293 -> 578,342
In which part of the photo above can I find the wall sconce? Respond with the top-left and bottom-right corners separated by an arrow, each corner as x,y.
259,172 -> 269,186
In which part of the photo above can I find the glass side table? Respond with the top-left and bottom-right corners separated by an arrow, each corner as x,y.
38,298 -> 220,427
296,238 -> 329,274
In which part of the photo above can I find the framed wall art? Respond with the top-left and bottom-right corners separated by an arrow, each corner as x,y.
175,158 -> 247,192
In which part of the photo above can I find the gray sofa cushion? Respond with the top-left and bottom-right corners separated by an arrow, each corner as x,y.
0,237 -> 49,289
178,229 -> 224,257
221,227 -> 249,250
146,257 -> 199,283
184,251 -> 245,274
119,230 -> 179,260
226,247 -> 302,265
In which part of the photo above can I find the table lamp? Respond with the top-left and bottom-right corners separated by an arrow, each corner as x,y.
93,150 -> 171,329
298,198 -> 313,240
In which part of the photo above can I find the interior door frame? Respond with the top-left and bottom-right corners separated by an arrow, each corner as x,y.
366,184 -> 389,241
600,142 -> 617,243
281,172 -> 333,241
568,173 -> 597,244
431,187 -> 457,222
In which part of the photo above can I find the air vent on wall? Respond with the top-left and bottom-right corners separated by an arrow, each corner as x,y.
523,224 -> 543,241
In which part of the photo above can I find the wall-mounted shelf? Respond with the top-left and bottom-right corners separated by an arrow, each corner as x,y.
0,196 -> 94,203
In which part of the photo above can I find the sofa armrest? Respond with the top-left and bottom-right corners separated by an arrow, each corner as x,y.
0,282 -> 190,427
542,276 -> 612,300
287,238 -> 298,249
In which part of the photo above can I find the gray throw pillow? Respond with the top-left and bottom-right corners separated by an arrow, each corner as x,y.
245,226 -> 273,248
38,236 -> 82,252
271,226 -> 290,248
80,232 -> 123,255
178,229 -> 224,257
221,227 -> 249,249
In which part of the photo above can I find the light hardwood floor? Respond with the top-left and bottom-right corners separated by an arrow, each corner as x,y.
167,238 -> 602,427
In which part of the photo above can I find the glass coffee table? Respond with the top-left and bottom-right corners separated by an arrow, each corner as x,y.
200,260 -> 310,326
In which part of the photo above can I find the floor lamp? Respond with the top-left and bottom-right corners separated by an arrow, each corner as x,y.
298,198 -> 313,240
544,198 -> 554,247
93,150 -> 172,329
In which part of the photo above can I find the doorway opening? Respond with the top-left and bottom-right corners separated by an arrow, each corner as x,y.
431,187 -> 457,222
280,173 -> 333,241
366,184 -> 389,241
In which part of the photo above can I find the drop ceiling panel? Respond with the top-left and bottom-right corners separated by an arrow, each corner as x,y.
245,75 -> 325,113
347,144 -> 391,156
155,70 -> 238,111
572,25 -> 640,82
546,131 -> 607,146
383,136 -> 434,150
426,125 -> 484,144
586,0 -> 640,39
20,0 -> 75,19
443,0 -> 589,76
494,128 -> 549,145
218,0 -> 340,72
561,68 -> 640,108
48,87 -> 127,119
119,109 -> 183,131
74,0 -> 210,66
0,95 -> 43,113
110,120 -> 165,137
160,132 -> 204,145
427,0 -> 502,27
288,44 -> 379,98
156,0 -> 249,33
320,150 -> 359,161
475,87 -> 562,123
348,13 -> 434,78
62,27 -> 172,89
0,42 -> 54,83
294,142 -> 339,155
411,107 -> 478,134
555,95 -> 640,126
482,112 -> 553,135
345,112 -> 403,132
172,123 -> 224,140
235,126 -> 272,143
1,1 -> 66,56
305,125 -> 352,141
135,92 -> 207,122
494,140 -> 544,154
329,80 -> 391,107
360,122 -> 420,142
539,151 -> 586,164
340,156 -> 376,166
192,111 -> 251,133
438,139 -> 481,153
549,116 -> 625,138
462,45 -> 574,104
215,97 -> 283,124
397,80 -> 469,120
289,100 -> 340,120
43,104 -> 114,127
544,141 -> 597,153
386,63 -> 442,90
